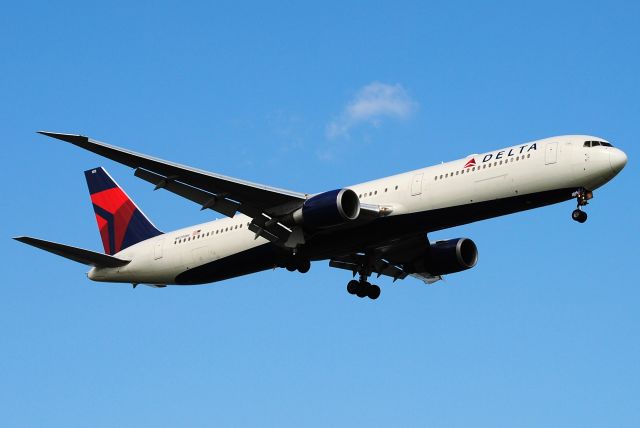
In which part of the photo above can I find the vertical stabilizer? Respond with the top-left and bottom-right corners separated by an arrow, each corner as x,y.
85,167 -> 162,255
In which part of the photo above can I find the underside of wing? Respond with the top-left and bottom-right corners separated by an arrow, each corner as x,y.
329,255 -> 410,282
329,234 -> 443,285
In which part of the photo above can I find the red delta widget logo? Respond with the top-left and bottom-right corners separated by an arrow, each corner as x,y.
464,158 -> 476,168
464,143 -> 538,168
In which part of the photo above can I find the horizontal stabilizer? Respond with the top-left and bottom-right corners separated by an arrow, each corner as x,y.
13,236 -> 130,268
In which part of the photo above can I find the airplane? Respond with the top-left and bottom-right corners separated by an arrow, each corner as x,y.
14,132 -> 627,300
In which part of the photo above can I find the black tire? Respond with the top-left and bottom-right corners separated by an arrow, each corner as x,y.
356,282 -> 369,298
297,259 -> 311,274
367,284 -> 381,300
578,211 -> 588,223
572,209 -> 583,222
347,280 -> 359,295
285,264 -> 296,272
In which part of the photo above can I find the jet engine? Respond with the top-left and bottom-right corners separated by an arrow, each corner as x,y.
292,189 -> 360,229
421,238 -> 478,275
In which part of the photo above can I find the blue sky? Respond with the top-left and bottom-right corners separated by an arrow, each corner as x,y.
1,1 -> 639,426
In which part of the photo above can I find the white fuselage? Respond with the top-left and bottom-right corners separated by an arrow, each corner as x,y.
88,135 -> 626,286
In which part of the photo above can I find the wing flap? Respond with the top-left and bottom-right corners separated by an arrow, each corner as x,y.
329,255 -> 409,282
410,272 -> 443,284
14,236 -> 130,268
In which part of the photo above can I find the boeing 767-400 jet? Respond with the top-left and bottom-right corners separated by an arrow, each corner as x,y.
15,132 -> 627,299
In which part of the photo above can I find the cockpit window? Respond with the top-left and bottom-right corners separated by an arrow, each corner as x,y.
584,140 -> 613,148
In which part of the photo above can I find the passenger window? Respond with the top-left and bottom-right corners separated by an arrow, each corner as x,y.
395,185 -> 398,190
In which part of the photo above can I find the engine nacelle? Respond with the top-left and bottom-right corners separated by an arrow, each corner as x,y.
292,189 -> 360,228
422,238 -> 478,275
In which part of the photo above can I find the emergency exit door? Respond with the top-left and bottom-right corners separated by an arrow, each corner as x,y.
154,239 -> 164,260
411,173 -> 423,196
545,142 -> 558,165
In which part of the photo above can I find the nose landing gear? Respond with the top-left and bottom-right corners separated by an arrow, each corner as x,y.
571,209 -> 588,223
571,188 -> 592,223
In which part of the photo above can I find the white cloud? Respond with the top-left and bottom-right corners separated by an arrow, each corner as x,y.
326,82 -> 418,139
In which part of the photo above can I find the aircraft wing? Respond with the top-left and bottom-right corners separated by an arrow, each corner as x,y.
38,131 -> 306,243
329,234 -> 443,285
329,255 -> 409,282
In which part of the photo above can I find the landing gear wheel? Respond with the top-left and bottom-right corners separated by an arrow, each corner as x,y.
367,284 -> 381,300
572,209 -> 587,223
356,282 -> 369,298
297,259 -> 311,273
285,264 -> 296,272
347,280 -> 359,295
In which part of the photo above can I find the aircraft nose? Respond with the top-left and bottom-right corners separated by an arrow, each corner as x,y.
609,148 -> 628,174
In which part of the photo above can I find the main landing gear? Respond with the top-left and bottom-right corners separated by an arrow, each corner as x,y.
346,275 -> 381,300
284,258 -> 311,273
571,188 -> 592,224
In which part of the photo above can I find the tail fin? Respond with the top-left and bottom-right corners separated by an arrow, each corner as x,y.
85,167 -> 162,255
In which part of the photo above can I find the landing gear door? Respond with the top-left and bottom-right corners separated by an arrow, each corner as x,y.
545,142 -> 558,165
411,173 -> 423,196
